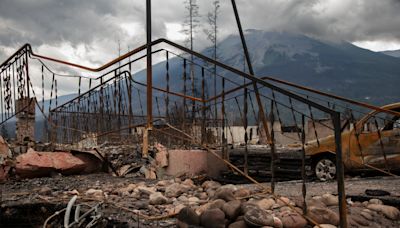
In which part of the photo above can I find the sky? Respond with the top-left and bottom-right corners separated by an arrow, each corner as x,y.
1,0 -> 400,94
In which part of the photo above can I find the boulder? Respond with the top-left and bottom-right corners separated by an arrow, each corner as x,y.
254,198 -> 275,210
313,225 -> 337,228
241,201 -> 260,214
277,210 -> 307,228
369,198 -> 383,205
244,208 -> 275,227
367,204 -> 400,220
349,213 -> 369,226
200,208 -> 226,228
360,209 -> 374,221
228,220 -> 248,228
277,196 -> 294,207
202,180 -> 221,190
307,206 -> 339,226
149,192 -> 168,205
177,207 -> 200,227
85,189 -> 103,198
321,193 -> 339,206
222,200 -> 242,220
165,183 -> 189,198
15,149 -> 89,177
188,197 -> 200,205
181,179 -> 195,188
213,187 -> 236,202
234,188 -> 251,198
137,186 -> 156,195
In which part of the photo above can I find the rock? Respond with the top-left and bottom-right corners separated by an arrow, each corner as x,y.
313,225 -> 337,228
188,197 -> 200,205
15,149 -> 89,178
200,208 -> 226,228
228,220 -> 248,228
154,143 -> 168,168
321,193 -> 339,206
85,189 -> 103,198
273,216 -> 283,228
149,192 -> 168,205
178,195 -> 189,202
307,206 -> 339,226
137,186 -> 156,195
255,198 -> 275,210
207,189 -> 216,198
307,198 -> 327,208
241,201 -> 260,214
39,186 -> 52,195
181,179 -> 195,187
196,192 -> 208,200
367,204 -> 400,220
177,207 -> 200,227
360,209 -> 374,220
165,183 -> 189,198
134,200 -> 149,209
234,188 -> 251,198
213,187 -> 236,202
277,196 -> 294,207
222,200 -> 242,220
157,179 -> 173,186
244,207 -> 275,227
220,184 -> 238,192
369,198 -> 383,205
277,210 -> 307,228
209,199 -> 226,210
118,183 -> 137,196
349,214 -> 369,226
202,180 -> 221,190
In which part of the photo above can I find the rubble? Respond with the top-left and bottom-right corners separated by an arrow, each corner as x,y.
15,148 -> 103,178
1,173 -> 399,227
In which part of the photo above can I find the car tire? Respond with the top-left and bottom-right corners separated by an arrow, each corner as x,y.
314,156 -> 336,181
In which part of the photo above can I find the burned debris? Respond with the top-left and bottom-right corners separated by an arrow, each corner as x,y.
0,1 -> 400,228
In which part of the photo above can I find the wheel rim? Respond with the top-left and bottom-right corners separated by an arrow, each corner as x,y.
315,158 -> 336,181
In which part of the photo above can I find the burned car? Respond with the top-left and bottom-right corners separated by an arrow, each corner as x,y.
306,103 -> 400,181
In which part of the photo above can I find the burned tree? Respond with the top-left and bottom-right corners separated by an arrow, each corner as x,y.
182,0 -> 200,122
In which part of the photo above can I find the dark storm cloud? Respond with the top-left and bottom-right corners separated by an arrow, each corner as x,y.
226,0 -> 400,43
1,0 -> 400,60
0,0 -> 144,47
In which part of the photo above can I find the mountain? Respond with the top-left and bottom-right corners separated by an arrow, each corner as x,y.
381,49 -> 400,58
139,30 -> 400,106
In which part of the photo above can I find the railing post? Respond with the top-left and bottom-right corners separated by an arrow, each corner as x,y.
332,111 -> 347,228
143,0 -> 152,158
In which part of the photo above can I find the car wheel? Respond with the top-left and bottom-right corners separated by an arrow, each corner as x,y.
315,157 -> 336,181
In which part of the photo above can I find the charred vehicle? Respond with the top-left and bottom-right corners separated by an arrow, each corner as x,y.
306,103 -> 400,181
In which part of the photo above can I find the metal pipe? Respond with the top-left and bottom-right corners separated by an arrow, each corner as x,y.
332,112 -> 347,228
146,0 -> 152,128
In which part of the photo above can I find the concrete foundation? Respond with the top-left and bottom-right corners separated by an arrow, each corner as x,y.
165,149 -> 227,178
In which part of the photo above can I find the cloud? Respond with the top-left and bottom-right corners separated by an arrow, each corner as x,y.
1,0 -> 400,95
